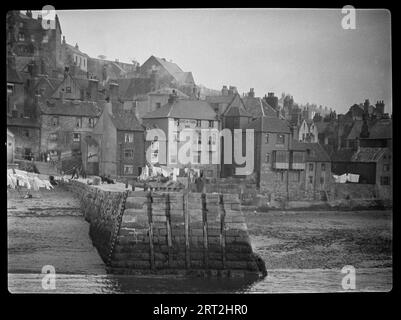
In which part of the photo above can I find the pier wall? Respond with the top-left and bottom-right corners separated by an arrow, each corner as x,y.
65,181 -> 266,278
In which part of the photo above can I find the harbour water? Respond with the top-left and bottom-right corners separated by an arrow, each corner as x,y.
7,189 -> 392,294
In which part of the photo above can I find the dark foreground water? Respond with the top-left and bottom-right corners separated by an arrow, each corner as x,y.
7,195 -> 392,294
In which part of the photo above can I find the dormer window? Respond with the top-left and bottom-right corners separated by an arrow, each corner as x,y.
18,33 -> 25,41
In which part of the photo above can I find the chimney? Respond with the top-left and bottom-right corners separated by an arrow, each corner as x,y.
109,82 -> 119,101
88,78 -> 99,101
26,10 -> 32,18
62,36 -> 66,44
266,92 -> 278,110
37,13 -> 42,22
375,100 -> 385,114
168,90 -> 178,104
64,66 -> 69,78
363,99 -> 370,113
221,85 -> 228,96
228,86 -> 237,95
75,43 -> 79,50
248,88 -> 255,98
105,97 -> 113,116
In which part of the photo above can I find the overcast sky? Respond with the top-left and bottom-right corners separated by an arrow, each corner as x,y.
39,8 -> 391,114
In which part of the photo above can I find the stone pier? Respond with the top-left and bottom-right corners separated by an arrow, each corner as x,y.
65,180 -> 266,278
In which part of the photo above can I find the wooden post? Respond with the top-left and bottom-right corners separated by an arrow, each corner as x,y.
147,192 -> 155,270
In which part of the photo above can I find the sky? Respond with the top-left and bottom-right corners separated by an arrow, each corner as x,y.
35,8 -> 392,114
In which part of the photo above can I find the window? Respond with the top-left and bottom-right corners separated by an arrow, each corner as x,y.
383,164 -> 390,172
174,119 -> 180,127
156,102 -> 161,109
124,149 -> 134,159
380,176 -> 390,185
125,133 -> 134,143
124,165 -> 134,175
196,120 -> 202,127
73,133 -> 81,142
66,86 -> 71,93
75,117 -> 82,128
52,116 -> 59,126
309,163 -> 314,171
19,22 -> 24,28
49,133 -> 58,141
42,35 -> 49,43
265,133 -> 269,144
7,84 -> 14,94
18,33 -> 25,41
309,176 -> 313,184
209,120 -> 214,128
320,177 -> 325,185
276,134 -> 285,145
88,118 -> 94,128
23,129 -> 30,138
265,153 -> 270,163
30,35 -> 35,42
280,171 -> 284,181
321,163 -> 326,172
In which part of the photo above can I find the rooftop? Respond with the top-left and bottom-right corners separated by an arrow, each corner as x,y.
142,99 -> 217,121
245,116 -> 291,133
291,141 -> 331,162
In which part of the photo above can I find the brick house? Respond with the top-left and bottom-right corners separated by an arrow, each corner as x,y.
245,116 -> 292,198
93,100 -> 145,177
142,97 -> 220,178
38,99 -> 101,162
291,141 -> 332,200
140,55 -> 197,97
7,57 -> 41,160
6,10 -> 63,76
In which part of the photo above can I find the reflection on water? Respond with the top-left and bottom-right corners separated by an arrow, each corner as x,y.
8,267 -> 392,294
8,197 -> 392,294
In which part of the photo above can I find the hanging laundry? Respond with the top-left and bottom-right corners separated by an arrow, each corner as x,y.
347,173 -> 360,183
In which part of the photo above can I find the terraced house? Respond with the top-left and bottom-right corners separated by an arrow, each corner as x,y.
142,95 -> 220,178
93,99 -> 145,177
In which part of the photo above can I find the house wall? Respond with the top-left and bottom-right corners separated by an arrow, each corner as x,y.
93,111 -> 117,176
40,114 -> 97,155
375,149 -> 392,200
116,130 -> 145,177
8,126 -> 40,160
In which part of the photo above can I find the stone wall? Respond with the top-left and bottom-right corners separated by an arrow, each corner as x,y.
66,180 -> 265,278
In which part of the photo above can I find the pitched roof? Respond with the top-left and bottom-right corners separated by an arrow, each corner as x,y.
290,141 -> 331,162
39,99 -> 102,117
206,95 -> 234,104
7,116 -> 40,128
7,65 -> 23,84
365,119 -> 392,140
222,94 -> 252,117
148,87 -> 188,98
100,101 -> 144,131
330,148 -> 355,162
346,120 -> 363,140
64,43 -> 90,57
351,147 -> 387,162
245,116 -> 291,133
142,99 -> 217,121
150,56 -> 195,85
242,96 -> 277,118
115,77 -> 153,100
